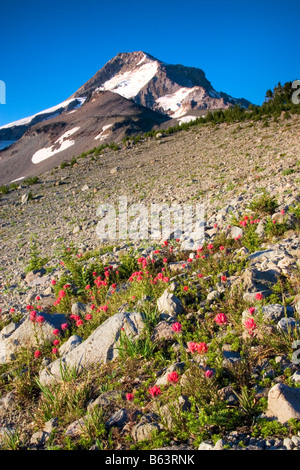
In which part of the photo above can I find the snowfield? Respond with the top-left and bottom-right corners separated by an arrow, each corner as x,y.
31,127 -> 80,164
94,124 -> 113,141
178,115 -> 198,125
98,60 -> 159,99
155,87 -> 207,118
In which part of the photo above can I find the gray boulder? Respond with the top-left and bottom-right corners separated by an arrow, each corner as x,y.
262,304 -> 294,323
105,409 -> 128,429
131,422 -> 161,442
59,335 -> 82,355
157,290 -> 184,317
39,311 -> 145,385
266,383 -> 300,423
277,317 -> 297,333
0,313 -> 68,364
198,441 -> 215,450
238,268 -> 279,302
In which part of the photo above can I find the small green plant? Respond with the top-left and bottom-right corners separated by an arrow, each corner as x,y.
9,182 -> 19,191
282,168 -> 295,176
23,176 -> 40,186
252,418 -> 289,438
25,236 -> 50,273
249,192 -> 278,216
264,217 -> 289,238
1,428 -> 22,450
117,330 -> 156,361
290,203 -> 300,218
0,185 -> 9,194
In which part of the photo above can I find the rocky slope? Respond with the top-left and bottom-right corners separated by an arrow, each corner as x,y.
0,91 -> 169,185
0,113 -> 299,451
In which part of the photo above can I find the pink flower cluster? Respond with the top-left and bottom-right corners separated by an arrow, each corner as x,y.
167,371 -> 179,384
171,322 -> 182,333
148,385 -> 161,397
243,317 -> 257,336
214,313 -> 228,325
239,215 -> 260,227
187,342 -> 208,354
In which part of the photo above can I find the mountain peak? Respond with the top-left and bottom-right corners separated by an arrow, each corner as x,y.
73,51 -> 250,118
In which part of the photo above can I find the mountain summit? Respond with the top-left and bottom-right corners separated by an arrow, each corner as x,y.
73,51 -> 250,119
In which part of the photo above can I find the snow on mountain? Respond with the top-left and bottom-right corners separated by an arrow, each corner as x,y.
32,127 -> 80,164
0,90 -> 170,185
97,59 -> 159,100
74,51 -> 251,121
0,98 -> 86,131
178,115 -> 199,125
94,124 -> 113,141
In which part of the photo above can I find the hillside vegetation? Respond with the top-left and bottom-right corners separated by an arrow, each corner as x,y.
0,86 -> 299,450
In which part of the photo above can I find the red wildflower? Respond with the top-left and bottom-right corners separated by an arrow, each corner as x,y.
171,322 -> 182,333
205,369 -> 214,378
148,386 -> 161,397
196,342 -> 208,354
214,313 -> 227,325
167,371 -> 179,384
244,317 -> 257,335
187,342 -> 198,354
29,311 -> 37,322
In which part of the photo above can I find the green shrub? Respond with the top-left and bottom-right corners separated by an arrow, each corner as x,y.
282,168 -> 295,176
0,185 -> 9,194
264,217 -> 289,238
23,176 -> 39,186
25,237 -> 50,273
60,161 -> 69,169
249,192 -> 278,215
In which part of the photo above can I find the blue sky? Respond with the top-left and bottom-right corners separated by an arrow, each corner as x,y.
0,0 -> 299,126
